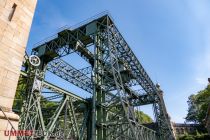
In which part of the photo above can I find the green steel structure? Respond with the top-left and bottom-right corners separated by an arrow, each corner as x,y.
17,12 -> 175,140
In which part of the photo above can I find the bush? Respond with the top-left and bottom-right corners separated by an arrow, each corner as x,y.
178,134 -> 194,140
195,134 -> 210,140
178,133 -> 210,140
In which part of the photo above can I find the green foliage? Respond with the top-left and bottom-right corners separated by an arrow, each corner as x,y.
135,110 -> 153,123
41,97 -> 58,124
13,77 -> 27,115
178,134 -> 194,140
185,85 -> 210,124
13,77 -> 58,119
178,133 -> 210,140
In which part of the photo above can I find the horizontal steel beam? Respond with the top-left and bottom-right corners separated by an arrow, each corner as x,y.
47,59 -> 93,93
20,71 -> 87,103
46,59 -> 157,106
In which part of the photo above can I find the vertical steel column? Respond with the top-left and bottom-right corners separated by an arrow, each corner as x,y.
91,37 -> 97,140
91,33 -> 106,140
96,34 -> 106,140
18,57 -> 46,140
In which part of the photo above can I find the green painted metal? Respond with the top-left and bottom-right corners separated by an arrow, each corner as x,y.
44,96 -> 68,139
17,12 -> 175,140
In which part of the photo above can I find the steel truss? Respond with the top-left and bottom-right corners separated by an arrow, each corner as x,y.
17,12 -> 175,140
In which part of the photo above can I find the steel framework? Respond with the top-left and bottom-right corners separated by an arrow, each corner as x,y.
17,12 -> 175,140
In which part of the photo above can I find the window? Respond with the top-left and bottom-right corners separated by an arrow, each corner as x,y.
8,3 -> 17,21
176,128 -> 179,134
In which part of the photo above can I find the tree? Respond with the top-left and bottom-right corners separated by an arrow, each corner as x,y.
178,133 -> 210,140
185,85 -> 210,124
185,95 -> 199,123
135,110 -> 153,123
13,77 -> 27,115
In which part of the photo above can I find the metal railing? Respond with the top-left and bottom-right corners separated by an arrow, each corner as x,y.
33,11 -> 113,48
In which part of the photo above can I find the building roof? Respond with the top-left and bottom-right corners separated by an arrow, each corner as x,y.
173,123 -> 200,127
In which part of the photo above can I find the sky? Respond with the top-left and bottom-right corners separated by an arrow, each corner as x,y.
26,0 -> 210,123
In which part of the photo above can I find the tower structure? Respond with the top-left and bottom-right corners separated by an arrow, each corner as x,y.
18,12 -> 175,140
0,0 -> 37,139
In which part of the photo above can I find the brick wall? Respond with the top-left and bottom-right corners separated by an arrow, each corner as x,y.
0,0 -> 37,110
0,0 -> 37,139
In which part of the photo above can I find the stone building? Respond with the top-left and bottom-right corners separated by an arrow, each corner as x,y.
0,0 -> 37,139
172,123 -> 206,137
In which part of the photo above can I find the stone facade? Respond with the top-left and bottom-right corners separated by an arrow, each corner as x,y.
0,0 -> 37,139
172,123 -> 206,138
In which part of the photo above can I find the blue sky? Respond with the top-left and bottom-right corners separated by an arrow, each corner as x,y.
27,0 -> 210,123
